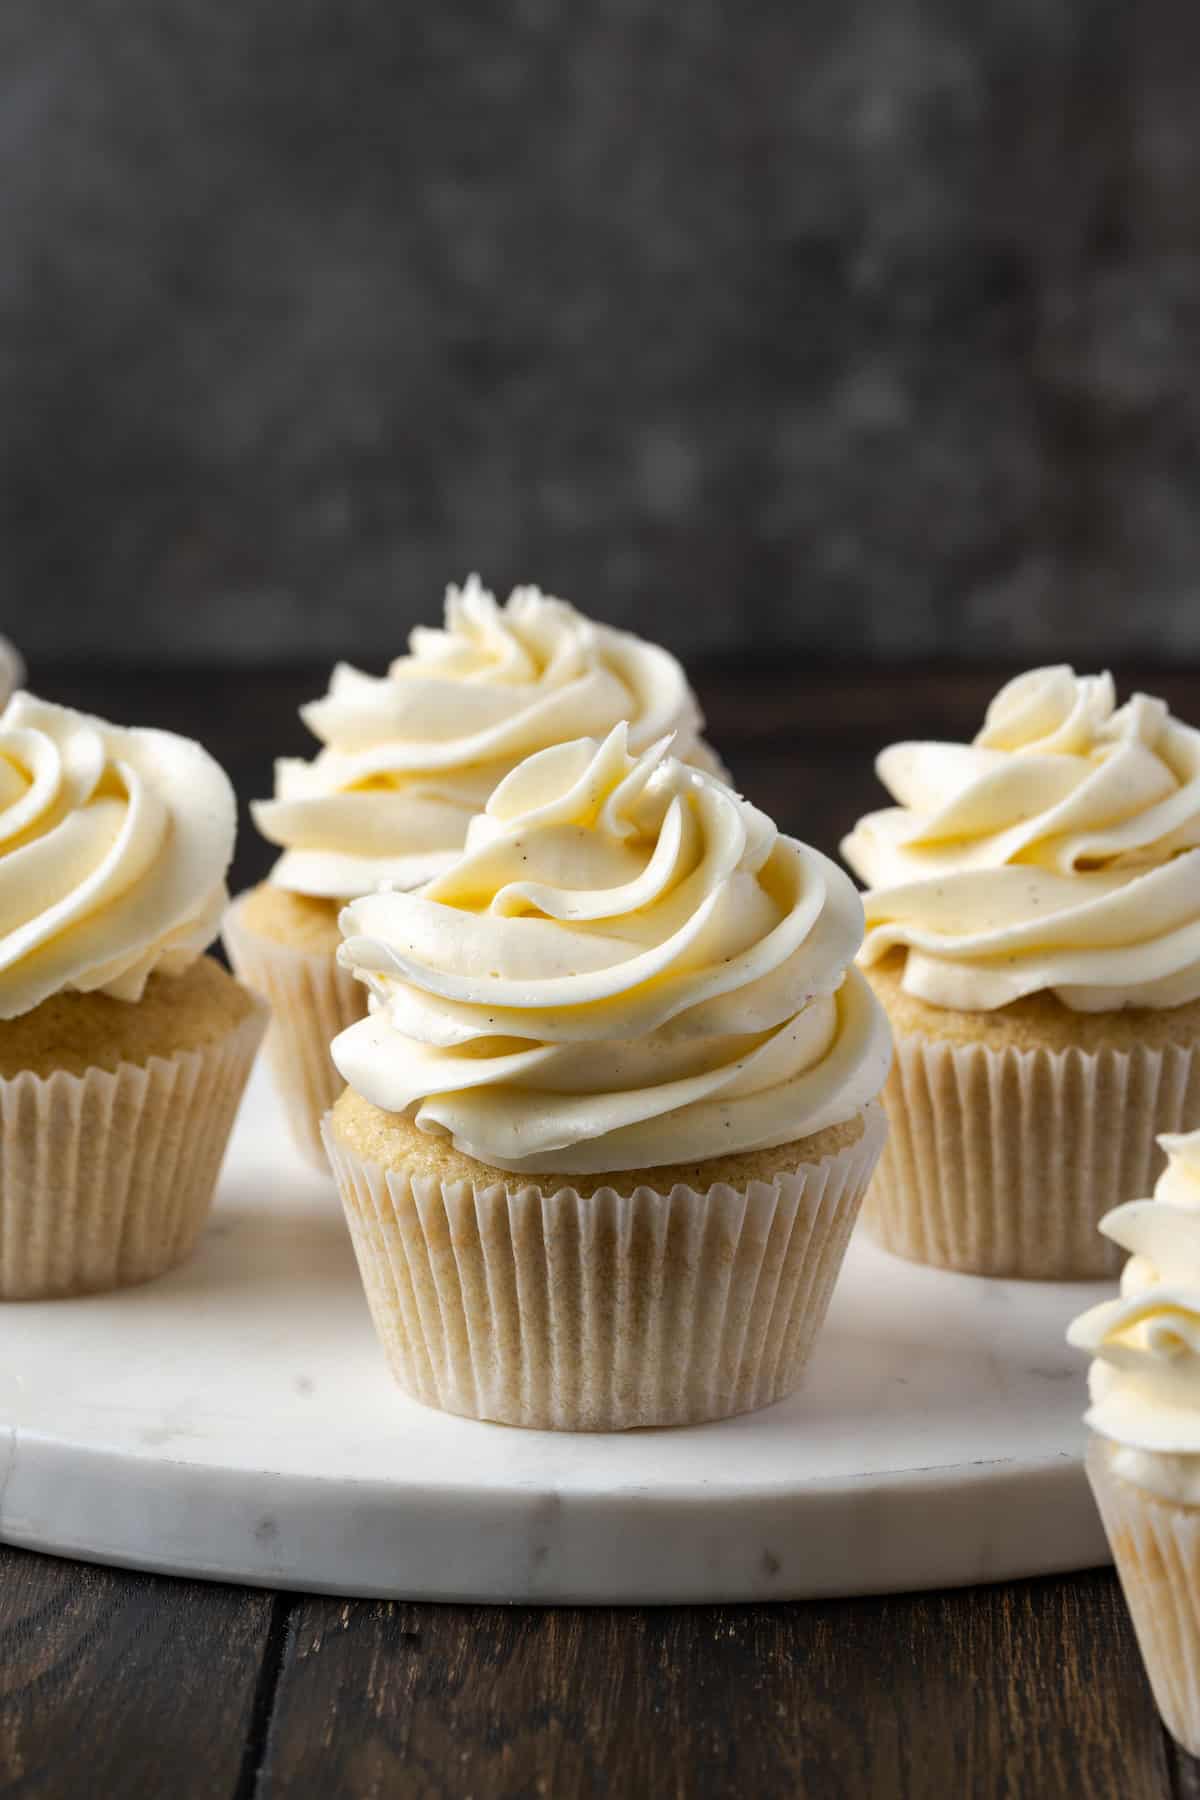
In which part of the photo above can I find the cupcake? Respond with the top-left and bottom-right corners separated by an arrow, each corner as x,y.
225,575 -> 725,1168
322,723 -> 892,1430
1070,1131 -> 1200,1753
842,665 -> 1200,1278
0,691 -> 266,1298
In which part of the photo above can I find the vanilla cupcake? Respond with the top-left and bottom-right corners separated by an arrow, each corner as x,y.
225,575 -> 725,1167
0,692 -> 266,1298
842,666 -> 1200,1278
323,724 -> 891,1430
1070,1132 -> 1200,1753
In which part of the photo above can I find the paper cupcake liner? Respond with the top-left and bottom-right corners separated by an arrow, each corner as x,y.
0,997 -> 266,1300
1087,1439 -> 1200,1756
222,893 -> 365,1171
322,1102 -> 886,1431
864,1033 -> 1200,1279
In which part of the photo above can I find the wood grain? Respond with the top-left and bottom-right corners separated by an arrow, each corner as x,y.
250,1571 -> 1169,1800
1171,1745 -> 1200,1800
0,1545 -> 275,1799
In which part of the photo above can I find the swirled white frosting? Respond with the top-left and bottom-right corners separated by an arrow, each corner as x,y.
1070,1132 -> 1200,1502
842,665 -> 1200,1011
332,725 -> 891,1174
253,576 -> 719,900
0,692 -> 236,1020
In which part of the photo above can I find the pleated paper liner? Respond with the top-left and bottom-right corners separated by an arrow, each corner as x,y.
0,996 -> 267,1300
323,1102 -> 886,1432
223,892 -> 364,1171
1087,1438 -> 1200,1756
864,1035 -> 1200,1280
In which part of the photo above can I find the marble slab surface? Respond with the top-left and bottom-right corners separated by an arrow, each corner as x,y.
0,1063 -> 1110,1603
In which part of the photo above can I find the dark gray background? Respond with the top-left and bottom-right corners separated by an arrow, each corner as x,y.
4,0 -> 1198,666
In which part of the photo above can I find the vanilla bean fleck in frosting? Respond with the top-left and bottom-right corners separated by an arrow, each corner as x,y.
253,576 -> 719,901
0,692 -> 236,1020
332,725 -> 891,1174
1070,1132 -> 1200,1502
841,665 -> 1200,1011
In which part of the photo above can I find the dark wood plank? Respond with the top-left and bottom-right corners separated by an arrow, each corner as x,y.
697,666 -> 1200,750
726,743 -> 881,865
254,1571 -> 1168,1800
1170,1744 -> 1200,1799
0,1545 -> 277,1800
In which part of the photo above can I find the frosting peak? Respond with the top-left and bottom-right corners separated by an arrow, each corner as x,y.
975,665 -> 1122,755
1070,1131 -> 1200,1500
253,576 -> 717,900
0,692 -> 235,1019
333,727 -> 891,1174
842,665 -> 1200,1011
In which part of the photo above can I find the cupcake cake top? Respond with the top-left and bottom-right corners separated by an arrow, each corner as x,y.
333,724 -> 891,1174
253,576 -> 715,901
1070,1131 -> 1200,1501
0,692 -> 236,1020
841,665 -> 1200,1011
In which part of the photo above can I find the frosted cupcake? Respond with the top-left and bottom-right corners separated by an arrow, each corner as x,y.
323,724 -> 891,1430
0,692 -> 266,1298
842,666 -> 1200,1278
226,575 -> 724,1167
1070,1132 -> 1200,1753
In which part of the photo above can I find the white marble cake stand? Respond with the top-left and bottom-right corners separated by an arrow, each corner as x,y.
0,1062 -> 1110,1603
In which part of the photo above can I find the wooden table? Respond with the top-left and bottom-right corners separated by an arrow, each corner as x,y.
2,659 -> 1196,1800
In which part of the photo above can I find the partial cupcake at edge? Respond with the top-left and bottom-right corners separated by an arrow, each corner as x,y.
322,722 -> 892,1432
225,575 -> 726,1168
841,664 -> 1200,1280
1070,1131 -> 1200,1755
0,690 -> 267,1299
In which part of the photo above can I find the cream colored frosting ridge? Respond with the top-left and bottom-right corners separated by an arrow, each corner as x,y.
841,665 -> 1200,1011
253,575 -> 718,900
333,725 -> 892,1174
0,692 -> 236,1020
1070,1131 -> 1200,1502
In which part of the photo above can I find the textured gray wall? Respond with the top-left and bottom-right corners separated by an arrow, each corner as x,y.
3,0 -> 1199,664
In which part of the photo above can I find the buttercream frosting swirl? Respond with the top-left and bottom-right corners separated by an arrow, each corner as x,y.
1070,1131 -> 1200,1502
842,665 -> 1200,1011
0,692 -> 236,1020
253,576 -> 718,900
332,725 -> 891,1174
